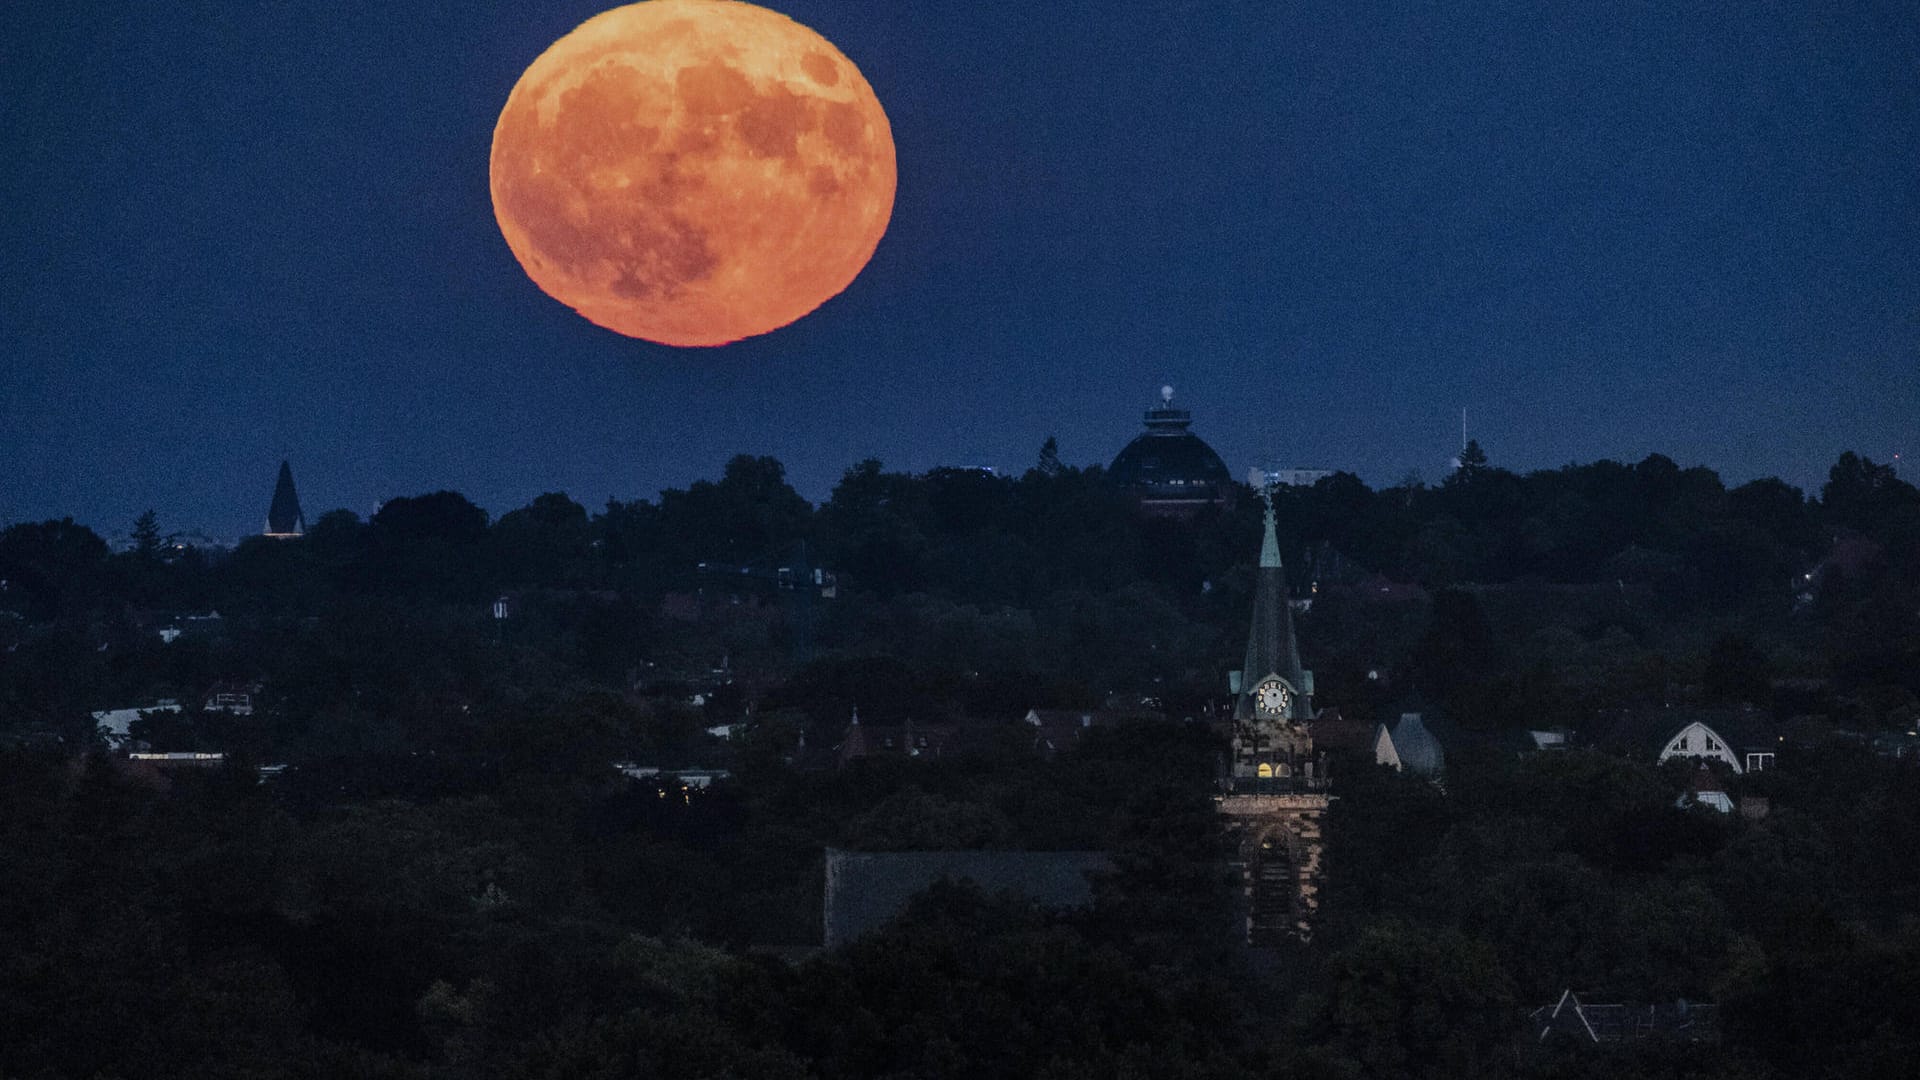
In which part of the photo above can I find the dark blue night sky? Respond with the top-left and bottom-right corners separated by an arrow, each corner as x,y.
5,1 -> 1916,539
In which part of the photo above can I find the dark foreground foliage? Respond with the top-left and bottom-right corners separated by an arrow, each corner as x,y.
6,736 -> 1920,1079
3,448 -> 1918,1077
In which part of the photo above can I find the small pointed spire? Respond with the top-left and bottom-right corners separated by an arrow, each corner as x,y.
1259,484 -> 1281,569
265,460 -> 305,537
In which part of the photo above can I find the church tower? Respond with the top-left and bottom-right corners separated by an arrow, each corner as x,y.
1217,479 -> 1329,944
264,461 -> 305,539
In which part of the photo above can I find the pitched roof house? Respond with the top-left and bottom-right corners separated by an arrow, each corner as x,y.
837,710 -> 958,767
1307,707 -> 1374,756
1529,989 -> 1718,1044
1597,707 -> 1779,775
1677,763 -> 1734,814
1374,711 -> 1445,776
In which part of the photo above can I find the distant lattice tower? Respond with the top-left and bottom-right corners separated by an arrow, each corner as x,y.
1218,480 -> 1331,944
264,461 -> 306,538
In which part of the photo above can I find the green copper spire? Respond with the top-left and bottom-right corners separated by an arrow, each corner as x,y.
1236,479 -> 1309,721
1259,486 -> 1282,569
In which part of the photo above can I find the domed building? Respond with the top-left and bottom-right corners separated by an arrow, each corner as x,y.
1108,386 -> 1234,516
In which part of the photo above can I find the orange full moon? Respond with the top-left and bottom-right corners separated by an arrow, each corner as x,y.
489,0 -> 895,347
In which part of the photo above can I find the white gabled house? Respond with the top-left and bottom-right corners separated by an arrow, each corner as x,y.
1597,706 -> 1778,776
1656,718 -> 1775,775
1374,712 -> 1445,777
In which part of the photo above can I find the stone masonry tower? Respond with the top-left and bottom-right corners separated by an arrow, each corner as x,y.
1217,481 -> 1330,944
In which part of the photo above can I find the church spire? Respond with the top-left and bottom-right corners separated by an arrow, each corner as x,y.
1236,483 -> 1308,721
265,460 -> 305,538
1259,490 -> 1282,570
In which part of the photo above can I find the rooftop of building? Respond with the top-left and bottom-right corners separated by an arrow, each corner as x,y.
1108,386 -> 1232,501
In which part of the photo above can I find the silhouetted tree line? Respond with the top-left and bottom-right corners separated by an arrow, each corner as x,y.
8,448 -> 1901,615
3,448 -> 1915,734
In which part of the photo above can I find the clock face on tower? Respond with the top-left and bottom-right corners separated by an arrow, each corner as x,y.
1254,677 -> 1292,717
